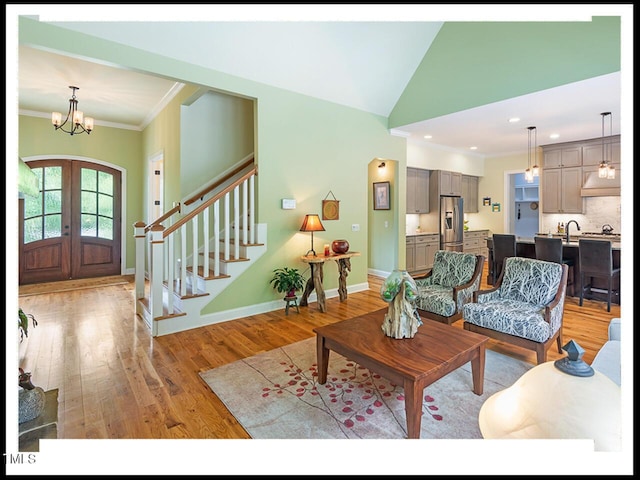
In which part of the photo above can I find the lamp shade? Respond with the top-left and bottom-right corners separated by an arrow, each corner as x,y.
300,214 -> 325,232
478,362 -> 621,451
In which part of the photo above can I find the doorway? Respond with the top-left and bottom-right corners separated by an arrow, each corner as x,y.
19,159 -> 122,284
511,172 -> 539,238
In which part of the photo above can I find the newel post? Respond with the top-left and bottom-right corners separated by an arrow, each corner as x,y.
150,224 -> 165,321
133,221 -> 147,300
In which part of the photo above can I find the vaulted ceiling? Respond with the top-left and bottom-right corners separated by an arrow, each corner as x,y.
15,5 -> 628,157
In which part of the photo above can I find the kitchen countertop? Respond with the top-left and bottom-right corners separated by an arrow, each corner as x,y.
491,236 -> 621,250
407,232 -> 438,236
407,229 -> 489,237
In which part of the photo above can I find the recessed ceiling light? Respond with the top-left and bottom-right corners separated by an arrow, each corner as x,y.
550,133 -> 560,139
509,117 -> 520,123
423,135 -> 432,139
470,146 -> 478,150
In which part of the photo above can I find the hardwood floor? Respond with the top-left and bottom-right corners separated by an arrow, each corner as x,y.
17,265 -> 619,441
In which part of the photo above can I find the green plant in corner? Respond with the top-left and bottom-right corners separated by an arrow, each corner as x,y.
270,267 -> 306,298
18,307 -> 38,342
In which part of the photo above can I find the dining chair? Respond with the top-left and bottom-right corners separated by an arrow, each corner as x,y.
578,239 -> 620,312
491,234 -> 517,285
534,236 -> 575,296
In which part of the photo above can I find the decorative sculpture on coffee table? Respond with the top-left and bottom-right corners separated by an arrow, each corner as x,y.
380,270 -> 422,339
18,368 -> 46,423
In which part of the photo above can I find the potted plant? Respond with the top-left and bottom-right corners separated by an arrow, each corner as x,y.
270,267 -> 305,298
18,307 -> 37,342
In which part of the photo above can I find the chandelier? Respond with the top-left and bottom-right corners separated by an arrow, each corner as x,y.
598,112 -> 615,179
51,86 -> 94,135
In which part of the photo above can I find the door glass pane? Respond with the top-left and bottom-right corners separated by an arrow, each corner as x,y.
44,190 -> 62,214
98,193 -> 113,217
98,216 -> 114,240
24,217 -> 42,244
82,191 -> 97,214
81,168 -> 97,191
44,214 -> 62,239
44,166 -> 62,190
24,193 -> 43,218
81,213 -> 97,236
98,171 -> 113,195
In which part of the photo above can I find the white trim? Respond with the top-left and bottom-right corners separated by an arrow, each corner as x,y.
194,282 -> 371,329
22,154 -> 128,275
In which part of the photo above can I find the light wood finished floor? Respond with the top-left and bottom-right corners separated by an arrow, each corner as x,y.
17,265 -> 619,440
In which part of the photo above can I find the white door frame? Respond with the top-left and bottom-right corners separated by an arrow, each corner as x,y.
148,150 -> 164,223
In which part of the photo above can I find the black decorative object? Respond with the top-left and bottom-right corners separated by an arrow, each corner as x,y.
554,340 -> 595,377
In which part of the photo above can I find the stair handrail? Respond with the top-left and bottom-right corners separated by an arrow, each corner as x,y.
183,154 -> 255,207
163,165 -> 257,239
144,203 -> 181,233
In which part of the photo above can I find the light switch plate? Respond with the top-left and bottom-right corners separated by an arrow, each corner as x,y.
281,198 -> 296,210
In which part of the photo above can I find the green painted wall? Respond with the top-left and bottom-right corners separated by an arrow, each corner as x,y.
18,115 -> 143,270
18,17 -> 407,316
180,90 -> 255,196
390,17 -> 621,128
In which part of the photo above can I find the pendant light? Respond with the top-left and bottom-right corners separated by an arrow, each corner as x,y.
525,126 -> 536,183
598,112 -> 615,179
531,126 -> 539,177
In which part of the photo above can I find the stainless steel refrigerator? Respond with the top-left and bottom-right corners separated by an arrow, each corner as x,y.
440,196 -> 464,252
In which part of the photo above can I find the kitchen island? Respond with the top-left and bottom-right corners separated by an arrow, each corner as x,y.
486,236 -> 621,304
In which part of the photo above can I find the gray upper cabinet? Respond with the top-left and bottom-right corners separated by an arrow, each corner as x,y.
431,170 -> 462,197
406,167 -> 429,213
542,145 -> 582,168
462,175 -> 478,213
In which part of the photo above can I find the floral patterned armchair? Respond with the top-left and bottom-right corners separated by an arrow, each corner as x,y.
414,250 -> 484,325
462,256 -> 568,364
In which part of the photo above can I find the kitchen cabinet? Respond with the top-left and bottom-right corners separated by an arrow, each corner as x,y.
581,135 -> 620,166
406,236 -> 415,273
431,170 -> 462,197
406,234 -> 438,275
406,167 -> 429,213
541,141 -> 584,214
461,175 -> 479,213
542,145 -> 582,168
464,230 -> 489,259
542,166 -> 583,213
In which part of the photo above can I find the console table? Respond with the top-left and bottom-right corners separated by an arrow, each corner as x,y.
299,251 -> 360,312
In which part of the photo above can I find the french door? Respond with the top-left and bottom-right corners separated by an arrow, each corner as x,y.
19,159 -> 122,285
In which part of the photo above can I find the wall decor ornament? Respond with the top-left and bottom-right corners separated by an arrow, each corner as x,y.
322,191 -> 340,220
373,181 -> 390,210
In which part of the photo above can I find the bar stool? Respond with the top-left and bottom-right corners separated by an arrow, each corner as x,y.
491,234 -> 517,284
578,239 -> 620,312
534,236 -> 575,296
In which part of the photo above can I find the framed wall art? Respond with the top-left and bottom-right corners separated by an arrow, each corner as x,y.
322,191 -> 340,220
373,181 -> 390,210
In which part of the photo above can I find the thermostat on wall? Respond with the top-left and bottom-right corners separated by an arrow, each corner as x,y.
281,198 -> 296,210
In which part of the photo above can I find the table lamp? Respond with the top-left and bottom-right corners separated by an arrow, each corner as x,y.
300,214 -> 325,256
478,340 -> 621,451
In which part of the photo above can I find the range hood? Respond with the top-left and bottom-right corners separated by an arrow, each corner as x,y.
580,170 -> 620,197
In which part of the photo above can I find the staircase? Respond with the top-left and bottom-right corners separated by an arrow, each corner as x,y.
134,156 -> 266,336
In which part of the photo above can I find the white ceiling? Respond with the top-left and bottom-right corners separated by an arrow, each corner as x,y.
17,12 -> 623,157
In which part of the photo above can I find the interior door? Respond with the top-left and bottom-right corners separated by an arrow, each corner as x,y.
19,159 -> 122,285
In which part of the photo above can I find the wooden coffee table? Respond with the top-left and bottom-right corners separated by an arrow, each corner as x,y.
313,308 -> 488,439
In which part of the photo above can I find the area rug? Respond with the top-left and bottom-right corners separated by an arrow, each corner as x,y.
199,338 -> 532,439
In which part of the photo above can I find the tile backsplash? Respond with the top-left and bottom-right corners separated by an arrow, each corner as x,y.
540,197 -> 621,235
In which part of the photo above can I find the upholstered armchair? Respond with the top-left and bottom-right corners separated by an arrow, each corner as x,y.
413,250 -> 484,325
462,257 -> 568,364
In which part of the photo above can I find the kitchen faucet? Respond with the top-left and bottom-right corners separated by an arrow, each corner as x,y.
565,220 -> 581,243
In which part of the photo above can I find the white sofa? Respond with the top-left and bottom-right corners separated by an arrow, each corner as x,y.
591,317 -> 621,386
